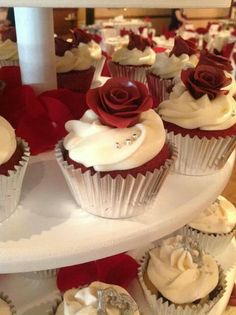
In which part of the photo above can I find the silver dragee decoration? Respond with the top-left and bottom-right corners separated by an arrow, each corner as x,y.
97,287 -> 138,315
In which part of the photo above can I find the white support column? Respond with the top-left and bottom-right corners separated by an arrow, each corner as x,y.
14,7 -> 57,94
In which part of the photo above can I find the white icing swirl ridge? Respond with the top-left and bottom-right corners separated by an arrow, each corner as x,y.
75,40 -> 102,60
188,195 -> 236,234
0,39 -> 18,60
147,235 -> 219,304
63,109 -> 166,172
56,50 -> 93,73
150,52 -> 197,79
158,81 -> 236,130
55,281 -> 140,315
112,47 -> 155,66
0,116 -> 17,166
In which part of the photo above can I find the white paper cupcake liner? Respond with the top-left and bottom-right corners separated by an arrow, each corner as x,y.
21,268 -> 58,280
166,131 -> 236,175
55,141 -> 177,219
92,55 -> 106,81
0,60 -> 19,67
0,138 -> 30,222
0,292 -> 16,315
179,225 -> 236,257
108,61 -> 151,84
138,251 -> 226,315
146,72 -> 173,108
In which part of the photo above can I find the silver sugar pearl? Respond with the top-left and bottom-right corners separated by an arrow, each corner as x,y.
125,139 -> 132,145
132,133 -> 138,140
115,142 -> 121,149
232,110 -> 236,117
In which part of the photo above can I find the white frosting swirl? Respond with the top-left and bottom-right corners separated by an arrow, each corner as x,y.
0,39 -> 18,60
75,41 -> 102,60
0,116 -> 17,166
63,109 -> 166,172
55,282 -> 140,315
150,52 -> 197,79
112,46 -> 155,66
147,235 -> 219,304
188,195 -> 236,234
158,80 -> 236,130
56,50 -> 93,73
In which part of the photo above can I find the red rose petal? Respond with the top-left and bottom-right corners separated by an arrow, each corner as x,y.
181,64 -> 232,100
57,262 -> 98,292
86,78 -> 152,128
198,49 -> 233,72
170,36 -> 197,57
57,254 -> 139,292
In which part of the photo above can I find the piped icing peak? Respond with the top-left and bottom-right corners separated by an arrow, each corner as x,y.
188,195 -> 236,234
147,235 -> 219,304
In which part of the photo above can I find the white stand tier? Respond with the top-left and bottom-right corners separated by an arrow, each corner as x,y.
0,151 -> 234,273
0,0 -> 231,8
14,8 -> 57,93
0,241 -> 235,315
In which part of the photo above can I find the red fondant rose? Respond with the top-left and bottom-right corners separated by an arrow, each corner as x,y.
127,32 -> 156,51
198,49 -> 233,72
181,64 -> 232,100
55,37 -> 72,56
86,78 -> 153,128
71,28 -> 93,45
170,36 -> 197,57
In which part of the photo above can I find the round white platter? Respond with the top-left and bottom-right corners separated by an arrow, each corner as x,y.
0,150 -> 234,273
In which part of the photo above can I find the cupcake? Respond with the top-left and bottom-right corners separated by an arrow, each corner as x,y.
55,37 -> 95,92
0,292 -> 16,315
147,36 -> 198,108
158,62 -> 236,175
0,116 -> 30,222
181,195 -> 236,255
55,77 -> 177,218
70,28 -> 105,82
0,27 -> 18,67
48,281 -> 140,315
108,32 -> 156,84
139,235 -> 226,315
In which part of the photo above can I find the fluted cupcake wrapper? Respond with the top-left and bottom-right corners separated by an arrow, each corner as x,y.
21,268 -> 58,280
92,55 -> 106,81
166,132 -> 236,176
146,72 -> 173,108
138,251 -> 226,315
108,61 -> 151,84
0,138 -> 30,222
55,141 -> 177,219
0,292 -> 16,315
178,225 -> 236,257
0,60 -> 19,67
